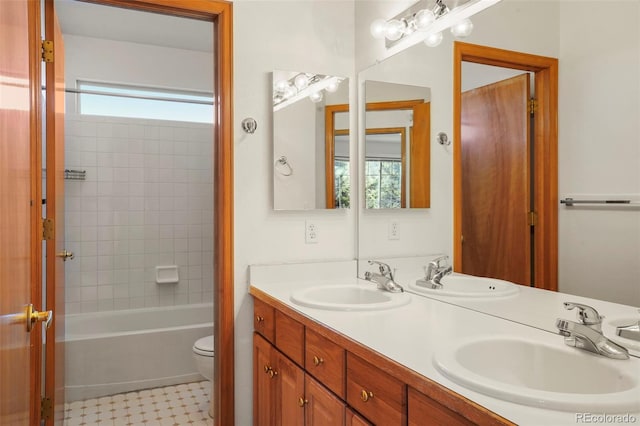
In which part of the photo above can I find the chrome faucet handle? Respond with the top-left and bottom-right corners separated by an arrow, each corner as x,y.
563,302 -> 603,331
368,260 -> 392,276
425,255 -> 449,280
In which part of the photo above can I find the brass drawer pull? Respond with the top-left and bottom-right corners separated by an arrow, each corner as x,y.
360,390 -> 374,402
268,369 -> 278,378
263,365 -> 271,374
256,315 -> 264,323
297,396 -> 308,407
313,355 -> 324,366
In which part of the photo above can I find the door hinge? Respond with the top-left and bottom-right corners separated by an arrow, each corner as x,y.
528,98 -> 538,115
42,218 -> 54,240
528,211 -> 538,227
42,40 -> 54,63
41,397 -> 52,420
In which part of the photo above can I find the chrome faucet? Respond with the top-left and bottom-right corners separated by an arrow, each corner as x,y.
556,302 -> 629,360
364,260 -> 404,293
616,310 -> 640,342
416,255 -> 452,289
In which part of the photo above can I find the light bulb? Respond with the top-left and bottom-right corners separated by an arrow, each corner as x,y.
370,19 -> 387,40
275,80 -> 289,92
294,74 -> 309,90
384,19 -> 406,41
309,91 -> 323,103
451,18 -> 473,38
325,80 -> 340,93
283,85 -> 297,99
424,32 -> 443,47
414,9 -> 435,31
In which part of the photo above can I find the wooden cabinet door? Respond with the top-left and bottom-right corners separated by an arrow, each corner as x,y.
305,375 -> 345,426
346,408 -> 372,426
274,350 -> 305,426
254,333 -> 276,426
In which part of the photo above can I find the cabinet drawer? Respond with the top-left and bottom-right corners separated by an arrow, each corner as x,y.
346,352 -> 406,425
275,310 -> 305,366
305,328 -> 346,398
408,387 -> 473,426
254,299 -> 275,343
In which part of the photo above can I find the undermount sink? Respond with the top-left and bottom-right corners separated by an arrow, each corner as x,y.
434,336 -> 640,412
408,274 -> 519,298
290,284 -> 411,311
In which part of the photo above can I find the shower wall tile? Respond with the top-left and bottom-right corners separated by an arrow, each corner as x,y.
65,115 -> 214,313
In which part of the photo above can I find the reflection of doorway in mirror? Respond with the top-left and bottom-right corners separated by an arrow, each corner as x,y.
453,42 -> 558,292
364,99 -> 431,209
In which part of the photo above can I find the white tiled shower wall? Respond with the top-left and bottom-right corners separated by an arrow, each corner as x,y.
64,114 -> 214,314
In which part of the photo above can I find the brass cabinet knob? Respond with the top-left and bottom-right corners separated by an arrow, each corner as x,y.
297,397 -> 308,407
267,369 -> 278,379
25,304 -> 53,332
263,365 -> 271,374
360,389 -> 374,402
256,315 -> 264,323
56,249 -> 74,261
313,355 -> 324,366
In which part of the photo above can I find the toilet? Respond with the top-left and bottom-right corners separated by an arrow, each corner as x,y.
193,335 -> 214,418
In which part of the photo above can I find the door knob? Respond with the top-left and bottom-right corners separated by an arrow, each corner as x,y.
56,249 -> 74,261
26,304 -> 53,332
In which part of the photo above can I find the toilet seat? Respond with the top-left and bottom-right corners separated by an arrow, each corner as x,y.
193,335 -> 214,357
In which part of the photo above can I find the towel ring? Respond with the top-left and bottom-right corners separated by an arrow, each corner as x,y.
275,156 -> 293,176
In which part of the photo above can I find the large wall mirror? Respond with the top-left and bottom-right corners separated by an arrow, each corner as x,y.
356,0 -> 640,325
273,70 -> 349,210
364,81 -> 431,209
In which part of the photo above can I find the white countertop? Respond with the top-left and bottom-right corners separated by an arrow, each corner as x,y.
249,260 -> 640,426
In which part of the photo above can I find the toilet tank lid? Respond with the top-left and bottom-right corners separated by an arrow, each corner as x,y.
194,336 -> 214,352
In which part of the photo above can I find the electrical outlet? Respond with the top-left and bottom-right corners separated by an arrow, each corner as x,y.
388,220 -> 400,240
305,221 -> 318,244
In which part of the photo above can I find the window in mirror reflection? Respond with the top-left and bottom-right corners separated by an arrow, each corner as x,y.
273,70 -> 349,210
364,128 -> 405,208
364,81 -> 431,209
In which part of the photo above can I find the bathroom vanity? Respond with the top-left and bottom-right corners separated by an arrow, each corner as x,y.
249,261 -> 640,425
251,294 -> 510,425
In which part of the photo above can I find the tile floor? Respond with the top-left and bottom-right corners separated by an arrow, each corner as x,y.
64,381 -> 213,426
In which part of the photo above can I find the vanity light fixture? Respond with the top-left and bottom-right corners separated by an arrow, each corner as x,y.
370,0 -> 501,49
273,73 -> 344,112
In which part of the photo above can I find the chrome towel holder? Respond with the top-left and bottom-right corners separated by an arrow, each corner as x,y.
275,156 -> 293,176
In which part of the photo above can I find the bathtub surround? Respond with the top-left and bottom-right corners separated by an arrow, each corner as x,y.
64,114 -> 214,314
64,303 -> 213,401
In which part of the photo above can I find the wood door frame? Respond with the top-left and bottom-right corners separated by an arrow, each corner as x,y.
325,104 -> 349,208
74,1 -> 234,423
453,41 -> 558,291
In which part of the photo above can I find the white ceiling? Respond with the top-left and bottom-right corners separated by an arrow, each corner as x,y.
54,0 -> 213,52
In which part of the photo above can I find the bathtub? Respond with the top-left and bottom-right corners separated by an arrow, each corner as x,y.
64,303 -> 213,402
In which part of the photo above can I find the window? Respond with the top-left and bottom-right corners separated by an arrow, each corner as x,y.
334,158 -> 350,208
77,81 -> 213,123
365,159 -> 402,209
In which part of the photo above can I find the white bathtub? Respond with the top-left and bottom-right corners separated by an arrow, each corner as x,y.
64,303 -> 213,402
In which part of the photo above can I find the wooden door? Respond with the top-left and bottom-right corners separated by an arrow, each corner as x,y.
44,0 -> 66,422
460,74 -> 531,285
275,350 -> 305,426
305,375 -> 345,426
253,333 -> 276,426
0,0 -> 41,424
